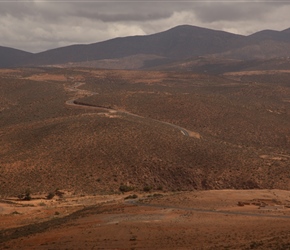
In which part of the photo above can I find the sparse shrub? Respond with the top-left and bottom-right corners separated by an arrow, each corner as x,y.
157,185 -> 163,191
23,189 -> 31,201
250,241 -> 263,249
17,194 -> 24,200
129,236 -> 137,241
11,211 -> 20,215
119,184 -> 134,192
39,202 -> 46,206
46,192 -> 55,200
143,185 -> 152,192
55,189 -> 64,198
124,194 -> 138,200
152,193 -> 163,198
55,211 -> 60,215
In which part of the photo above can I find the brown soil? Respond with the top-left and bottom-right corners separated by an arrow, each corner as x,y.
0,68 -> 290,196
1,190 -> 290,249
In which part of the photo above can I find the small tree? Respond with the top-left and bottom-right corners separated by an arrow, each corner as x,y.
119,184 -> 134,192
143,185 -> 152,192
23,189 -> 31,201
46,192 -> 55,200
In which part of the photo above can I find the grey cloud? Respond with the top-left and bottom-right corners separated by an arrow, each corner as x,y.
0,1 -> 290,52
0,2 -> 34,18
68,2 -> 188,22
193,2 -> 281,23
76,11 -> 171,22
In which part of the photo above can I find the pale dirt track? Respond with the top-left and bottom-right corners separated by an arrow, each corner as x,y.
65,81 -> 199,138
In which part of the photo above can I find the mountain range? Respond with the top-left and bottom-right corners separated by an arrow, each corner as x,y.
1,25 -> 290,72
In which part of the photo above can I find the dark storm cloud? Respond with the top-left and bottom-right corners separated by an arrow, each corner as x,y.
192,1 -> 290,23
68,1 -> 188,22
75,8 -> 172,22
0,0 -> 290,52
0,2 -> 33,17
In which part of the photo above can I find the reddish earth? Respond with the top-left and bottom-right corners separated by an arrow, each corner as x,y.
1,68 -> 290,249
1,190 -> 290,249
1,68 -> 290,195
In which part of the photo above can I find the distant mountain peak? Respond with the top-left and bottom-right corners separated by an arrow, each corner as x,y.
167,24 -> 235,35
282,27 -> 290,33
169,24 -> 205,30
1,25 -> 290,69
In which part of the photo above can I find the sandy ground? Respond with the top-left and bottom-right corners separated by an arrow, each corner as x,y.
23,73 -> 85,82
224,70 -> 290,76
1,189 -> 290,249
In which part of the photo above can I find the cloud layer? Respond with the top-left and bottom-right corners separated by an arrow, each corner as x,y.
1,0 -> 290,52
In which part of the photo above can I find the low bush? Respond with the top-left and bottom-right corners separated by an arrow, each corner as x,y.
119,184 -> 134,192
124,194 -> 138,200
143,185 -> 152,192
46,192 -> 55,200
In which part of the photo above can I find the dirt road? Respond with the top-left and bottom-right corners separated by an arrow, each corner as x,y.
65,81 -> 195,137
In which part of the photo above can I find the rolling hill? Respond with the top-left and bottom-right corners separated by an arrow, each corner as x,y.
21,25 -> 243,67
0,68 -> 289,196
1,25 -> 290,250
0,46 -> 32,68
1,25 -> 290,71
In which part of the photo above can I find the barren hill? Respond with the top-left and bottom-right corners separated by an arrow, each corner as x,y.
0,68 -> 289,196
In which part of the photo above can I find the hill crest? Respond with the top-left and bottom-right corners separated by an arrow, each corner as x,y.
1,25 -> 290,71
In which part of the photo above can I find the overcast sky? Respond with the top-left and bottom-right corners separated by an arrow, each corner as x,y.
1,0 -> 290,53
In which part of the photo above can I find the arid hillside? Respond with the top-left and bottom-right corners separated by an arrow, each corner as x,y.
0,68 -> 289,197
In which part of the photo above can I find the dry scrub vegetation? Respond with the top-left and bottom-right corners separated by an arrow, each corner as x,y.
1,68 -> 290,249
0,68 -> 290,197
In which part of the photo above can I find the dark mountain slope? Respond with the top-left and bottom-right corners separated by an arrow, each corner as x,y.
248,29 -> 290,42
1,25 -> 290,70
210,28 -> 290,61
0,46 -> 32,68
23,25 -> 243,66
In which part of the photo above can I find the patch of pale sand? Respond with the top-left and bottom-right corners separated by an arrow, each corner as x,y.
224,70 -> 290,76
259,154 -> 289,161
204,189 -> 290,200
82,112 -> 120,118
24,73 -> 67,82
103,114 -> 121,118
267,109 -> 285,115
188,131 -> 201,139
151,189 -> 290,213
68,75 -> 85,82
0,69 -> 21,74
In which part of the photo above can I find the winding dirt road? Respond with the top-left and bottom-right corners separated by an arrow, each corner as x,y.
65,81 -> 195,137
